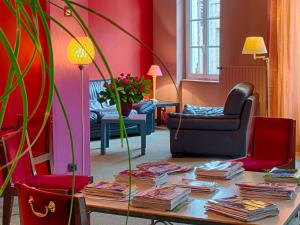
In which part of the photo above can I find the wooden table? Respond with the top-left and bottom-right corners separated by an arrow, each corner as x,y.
154,101 -> 180,126
85,171 -> 300,225
100,114 -> 146,155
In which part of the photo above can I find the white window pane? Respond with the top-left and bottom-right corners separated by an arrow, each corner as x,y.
190,47 -> 203,74
208,19 -> 220,46
191,20 -> 204,46
190,0 -> 204,20
207,0 -> 220,18
207,47 -> 219,75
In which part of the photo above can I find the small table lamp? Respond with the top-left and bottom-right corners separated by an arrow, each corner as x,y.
67,36 -> 94,175
147,65 -> 163,101
242,36 -> 270,116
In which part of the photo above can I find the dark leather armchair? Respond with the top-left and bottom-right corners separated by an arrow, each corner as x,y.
90,80 -> 155,139
167,82 -> 258,158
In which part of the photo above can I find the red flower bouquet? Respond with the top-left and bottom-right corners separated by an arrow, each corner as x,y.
98,73 -> 152,106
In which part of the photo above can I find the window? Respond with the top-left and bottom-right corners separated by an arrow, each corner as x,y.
186,0 -> 220,80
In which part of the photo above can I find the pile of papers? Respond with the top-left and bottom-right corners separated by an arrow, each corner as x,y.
82,180 -> 137,200
205,196 -> 279,222
195,161 -> 244,179
137,161 -> 193,175
114,169 -> 168,186
264,167 -> 300,184
175,178 -> 218,193
236,182 -> 297,200
132,185 -> 191,211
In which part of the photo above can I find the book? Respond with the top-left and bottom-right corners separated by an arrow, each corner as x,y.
137,161 -> 193,175
205,196 -> 279,222
175,178 -> 218,193
195,161 -> 244,179
82,180 -> 137,200
114,169 -> 168,186
132,185 -> 191,211
264,167 -> 300,184
236,182 -> 297,200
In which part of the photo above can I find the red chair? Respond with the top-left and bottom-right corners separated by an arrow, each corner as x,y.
17,183 -> 89,225
232,117 -> 296,171
0,117 -> 90,225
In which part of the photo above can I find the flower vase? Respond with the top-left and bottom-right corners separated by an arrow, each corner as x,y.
120,102 -> 133,117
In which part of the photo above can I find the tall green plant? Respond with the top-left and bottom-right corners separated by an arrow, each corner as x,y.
0,1 -> 180,225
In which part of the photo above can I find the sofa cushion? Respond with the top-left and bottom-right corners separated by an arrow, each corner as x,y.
224,82 -> 254,115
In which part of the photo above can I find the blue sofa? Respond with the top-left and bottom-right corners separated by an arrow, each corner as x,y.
90,80 -> 155,139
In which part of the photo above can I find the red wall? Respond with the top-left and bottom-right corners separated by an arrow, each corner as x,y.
0,2 -> 49,128
88,0 -> 153,80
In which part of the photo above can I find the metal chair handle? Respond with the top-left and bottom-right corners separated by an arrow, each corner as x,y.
28,196 -> 56,218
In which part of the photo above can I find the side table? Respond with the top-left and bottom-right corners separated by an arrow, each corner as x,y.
100,114 -> 146,156
154,101 -> 180,126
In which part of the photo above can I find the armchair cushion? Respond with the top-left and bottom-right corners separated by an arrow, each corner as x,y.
168,113 -> 240,130
232,157 -> 285,172
20,175 -> 89,193
224,82 -> 254,115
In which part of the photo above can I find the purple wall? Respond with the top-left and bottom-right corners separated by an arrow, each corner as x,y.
50,1 -> 90,176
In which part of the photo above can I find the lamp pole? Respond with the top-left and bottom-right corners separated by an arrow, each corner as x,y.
253,54 -> 270,117
78,65 -> 85,175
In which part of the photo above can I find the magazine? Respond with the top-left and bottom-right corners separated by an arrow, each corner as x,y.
205,196 -> 279,222
236,182 -> 297,200
137,161 -> 193,175
175,178 -> 218,193
82,180 -> 137,200
114,169 -> 168,186
195,161 -> 244,179
264,167 -> 300,184
132,185 -> 191,211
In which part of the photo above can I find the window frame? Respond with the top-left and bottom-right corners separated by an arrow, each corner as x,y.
185,0 -> 220,81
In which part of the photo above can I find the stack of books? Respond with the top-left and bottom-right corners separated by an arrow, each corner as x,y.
132,185 -> 191,211
82,180 -> 137,200
137,161 -> 193,175
264,167 -> 300,184
195,161 -> 244,179
175,178 -> 218,193
205,196 -> 279,222
236,182 -> 297,200
114,169 -> 168,186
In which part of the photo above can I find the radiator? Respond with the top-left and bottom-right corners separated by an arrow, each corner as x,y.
220,66 -> 267,116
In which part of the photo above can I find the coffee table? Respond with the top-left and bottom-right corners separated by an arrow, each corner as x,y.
85,171 -> 300,225
100,114 -> 146,156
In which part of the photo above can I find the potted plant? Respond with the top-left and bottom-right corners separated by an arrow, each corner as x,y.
98,73 -> 152,116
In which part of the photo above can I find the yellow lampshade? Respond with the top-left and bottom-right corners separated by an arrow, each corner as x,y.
242,37 -> 267,55
67,36 -> 95,65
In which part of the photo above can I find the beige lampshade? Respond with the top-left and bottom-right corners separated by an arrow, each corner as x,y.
147,65 -> 163,77
67,36 -> 95,65
242,37 -> 267,55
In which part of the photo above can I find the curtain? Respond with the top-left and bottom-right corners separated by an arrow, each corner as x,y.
269,0 -> 300,150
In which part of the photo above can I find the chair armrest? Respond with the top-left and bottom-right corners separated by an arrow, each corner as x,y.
90,110 -> 103,121
133,100 -> 155,114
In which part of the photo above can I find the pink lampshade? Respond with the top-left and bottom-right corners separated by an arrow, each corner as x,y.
147,65 -> 163,77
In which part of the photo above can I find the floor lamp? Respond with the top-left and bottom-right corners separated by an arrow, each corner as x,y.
147,65 -> 163,102
67,36 -> 95,175
242,36 -> 270,116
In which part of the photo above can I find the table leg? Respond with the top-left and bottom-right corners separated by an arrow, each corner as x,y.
157,107 -> 162,126
175,104 -> 180,113
100,122 -> 106,155
106,124 -> 109,148
140,122 -> 146,156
